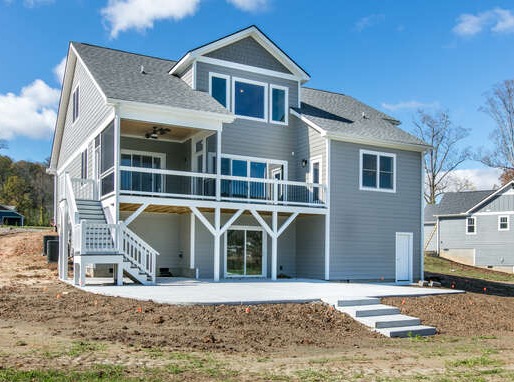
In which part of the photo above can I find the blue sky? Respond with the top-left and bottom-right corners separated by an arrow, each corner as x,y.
1,0 -> 513,188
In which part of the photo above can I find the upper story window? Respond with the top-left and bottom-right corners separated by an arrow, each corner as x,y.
270,85 -> 288,124
209,73 -> 229,108
498,215 -> 509,231
359,150 -> 396,192
233,78 -> 267,121
72,85 -> 80,123
466,217 -> 476,234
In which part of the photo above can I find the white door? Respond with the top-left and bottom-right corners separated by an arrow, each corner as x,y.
395,232 -> 413,282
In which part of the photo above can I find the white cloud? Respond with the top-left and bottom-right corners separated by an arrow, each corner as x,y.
23,0 -> 54,7
449,168 -> 502,190
226,0 -> 267,12
101,0 -> 201,38
381,100 -> 440,112
53,56 -> 66,85
355,14 -> 385,32
453,8 -> 514,36
0,79 -> 60,140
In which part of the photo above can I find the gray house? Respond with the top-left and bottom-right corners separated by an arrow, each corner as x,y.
425,182 -> 514,272
48,26 -> 429,286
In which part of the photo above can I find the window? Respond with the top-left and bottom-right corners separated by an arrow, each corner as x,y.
120,151 -> 165,193
233,78 -> 267,121
209,73 -> 229,108
499,215 -> 509,231
360,150 -> 396,192
270,85 -> 288,124
466,217 -> 476,234
72,86 -> 79,123
81,149 -> 88,179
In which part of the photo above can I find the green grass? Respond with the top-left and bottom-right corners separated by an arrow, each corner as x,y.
424,255 -> 514,283
0,365 -> 126,382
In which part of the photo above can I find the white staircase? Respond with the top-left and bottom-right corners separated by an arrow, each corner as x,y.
64,174 -> 159,285
328,297 -> 436,338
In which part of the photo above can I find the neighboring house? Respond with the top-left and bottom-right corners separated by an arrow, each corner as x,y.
0,204 -> 24,226
425,182 -> 514,272
48,26 -> 429,286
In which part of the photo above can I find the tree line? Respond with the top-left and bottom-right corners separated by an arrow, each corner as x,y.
413,79 -> 514,204
0,143 -> 53,226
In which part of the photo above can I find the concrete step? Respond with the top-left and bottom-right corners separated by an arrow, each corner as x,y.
337,297 -> 380,307
338,304 -> 400,318
358,314 -> 421,329
376,325 -> 437,338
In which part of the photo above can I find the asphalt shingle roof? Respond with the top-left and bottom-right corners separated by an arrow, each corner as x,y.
424,203 -> 440,223
294,88 -> 428,148
72,42 -> 231,116
425,190 -> 495,218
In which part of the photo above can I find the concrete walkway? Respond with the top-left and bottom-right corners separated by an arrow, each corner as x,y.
77,278 -> 463,305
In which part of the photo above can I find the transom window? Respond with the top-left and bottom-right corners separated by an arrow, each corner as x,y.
466,217 -> 476,234
498,215 -> 509,231
360,150 -> 396,192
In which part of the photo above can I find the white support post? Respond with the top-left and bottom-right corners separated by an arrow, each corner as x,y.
190,213 -> 195,270
214,207 -> 221,281
325,137 -> 331,281
114,113 -> 121,223
271,211 -> 278,281
220,209 -> 244,235
115,263 -> 123,286
190,206 -> 216,235
216,131 -> 222,201
123,203 -> 148,226
277,212 -> 299,237
324,213 -> 330,280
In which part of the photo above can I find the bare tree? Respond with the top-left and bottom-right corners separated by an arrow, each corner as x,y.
480,80 -> 514,171
412,110 -> 470,204
442,173 -> 476,192
0,140 -> 7,151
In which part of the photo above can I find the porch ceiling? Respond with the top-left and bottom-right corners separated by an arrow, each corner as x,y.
120,119 -> 202,142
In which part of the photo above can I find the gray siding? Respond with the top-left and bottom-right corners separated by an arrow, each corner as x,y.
476,191 -> 514,213
205,36 -> 292,74
439,215 -> 514,266
58,60 -> 113,170
196,61 -> 299,179
292,115 -> 327,184
296,215 -> 325,279
329,141 -> 423,281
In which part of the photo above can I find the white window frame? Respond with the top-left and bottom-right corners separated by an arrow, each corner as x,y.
269,84 -> 288,125
232,77 -> 268,122
72,84 -> 80,124
466,216 -> 477,235
221,153 -> 288,181
498,215 -> 509,231
223,225 -> 267,278
120,149 -> 166,193
208,72 -> 230,109
359,149 -> 396,193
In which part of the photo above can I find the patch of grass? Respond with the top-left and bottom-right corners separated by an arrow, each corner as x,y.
425,255 -> 514,283
67,341 -> 107,357
447,354 -> 503,368
0,364 -> 126,382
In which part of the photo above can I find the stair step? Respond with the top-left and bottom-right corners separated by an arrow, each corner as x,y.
338,304 -> 400,318
337,297 -> 380,307
376,325 -> 437,338
358,314 -> 421,329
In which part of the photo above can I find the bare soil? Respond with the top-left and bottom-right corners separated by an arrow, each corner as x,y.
1,229 -> 513,381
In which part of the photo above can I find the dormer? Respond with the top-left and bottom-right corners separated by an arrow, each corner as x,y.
170,26 -> 310,125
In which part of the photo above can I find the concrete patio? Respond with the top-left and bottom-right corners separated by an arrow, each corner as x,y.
76,278 -> 463,305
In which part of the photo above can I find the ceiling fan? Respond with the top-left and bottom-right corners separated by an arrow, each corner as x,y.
145,126 -> 170,139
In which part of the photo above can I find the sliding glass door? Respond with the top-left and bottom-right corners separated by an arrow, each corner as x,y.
225,228 -> 265,277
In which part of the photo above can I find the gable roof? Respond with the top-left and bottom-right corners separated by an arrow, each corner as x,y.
431,190 -> 495,217
0,204 -> 23,218
292,88 -> 430,151
169,25 -> 310,82
71,42 -> 232,115
424,203 -> 440,224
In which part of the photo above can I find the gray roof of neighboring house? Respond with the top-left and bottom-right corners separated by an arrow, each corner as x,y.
424,203 -> 440,224
426,190 -> 495,219
294,88 -> 428,148
0,205 -> 23,218
71,42 -> 231,115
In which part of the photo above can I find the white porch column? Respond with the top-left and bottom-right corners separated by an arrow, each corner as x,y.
216,130 -> 222,201
114,113 -> 121,222
271,211 -> 278,280
213,207 -> 221,281
324,213 -> 330,280
190,212 -> 195,271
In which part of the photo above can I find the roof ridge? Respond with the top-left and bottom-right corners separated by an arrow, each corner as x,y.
71,41 -> 177,63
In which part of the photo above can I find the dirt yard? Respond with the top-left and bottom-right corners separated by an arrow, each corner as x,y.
0,229 -> 513,381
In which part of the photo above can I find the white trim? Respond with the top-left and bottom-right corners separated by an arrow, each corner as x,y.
466,216 -> 477,235
498,215 -> 510,231
395,232 -> 413,283
324,138 -> 331,280
232,77 -> 268,122
290,109 -> 327,136
297,82 -> 301,109
208,72 -> 230,109
223,225 -> 267,278
57,111 -> 116,174
192,61 -> 197,90
269,84 -> 288,125
309,155 -> 322,184
71,83 -> 80,125
474,210 -> 514,216
120,149 -> 166,194
190,213 -> 195,270
70,44 -> 107,103
359,149 -> 396,193
466,180 -> 514,214
123,203 -> 149,226
114,113 -> 121,223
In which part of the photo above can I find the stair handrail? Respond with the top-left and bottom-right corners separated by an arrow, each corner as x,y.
119,223 -> 159,282
64,173 -> 80,225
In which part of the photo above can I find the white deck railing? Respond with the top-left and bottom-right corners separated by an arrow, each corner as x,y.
71,178 -> 97,200
119,224 -> 159,282
119,166 -> 327,207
